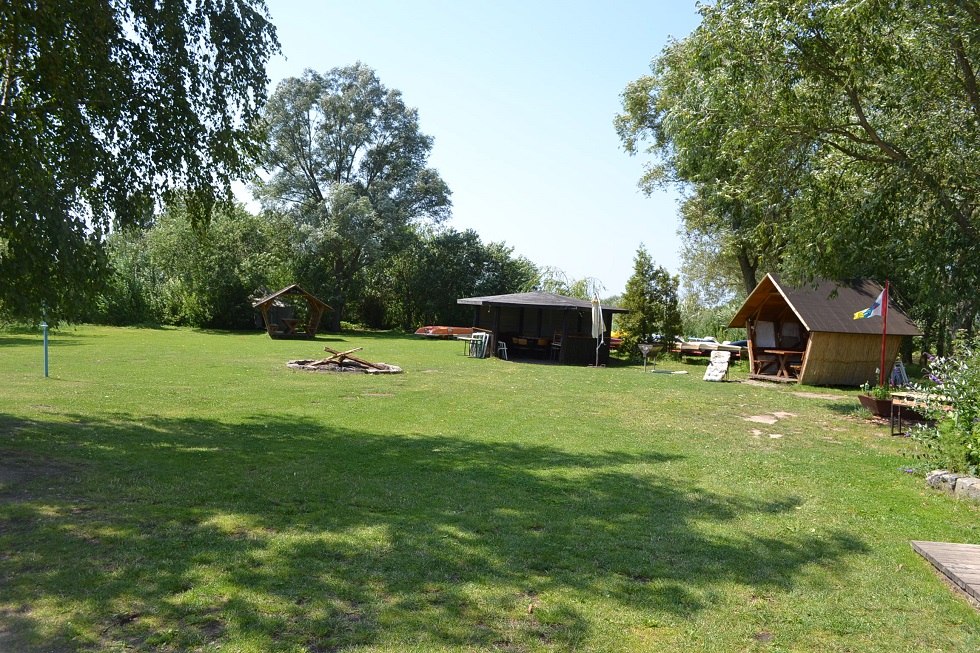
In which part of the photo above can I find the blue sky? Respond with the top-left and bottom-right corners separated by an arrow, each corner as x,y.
254,1 -> 703,296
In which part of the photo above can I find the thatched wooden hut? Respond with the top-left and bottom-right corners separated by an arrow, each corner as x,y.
252,284 -> 330,339
457,291 -> 628,365
728,274 -> 922,386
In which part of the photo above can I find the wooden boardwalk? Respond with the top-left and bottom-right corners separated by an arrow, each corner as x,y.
911,540 -> 980,603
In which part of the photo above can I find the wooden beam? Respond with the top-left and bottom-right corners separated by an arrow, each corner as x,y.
323,347 -> 385,370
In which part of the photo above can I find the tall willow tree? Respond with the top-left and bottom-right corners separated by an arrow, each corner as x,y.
254,63 -> 451,329
0,1 -> 279,321
618,0 -> 980,346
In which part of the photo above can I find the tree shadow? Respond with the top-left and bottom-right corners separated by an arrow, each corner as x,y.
0,332 -> 92,348
0,412 -> 867,651
679,356 -> 711,368
825,402 -> 867,417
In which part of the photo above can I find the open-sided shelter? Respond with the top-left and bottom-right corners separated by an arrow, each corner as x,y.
457,291 -> 628,365
728,274 -> 921,386
252,284 -> 331,339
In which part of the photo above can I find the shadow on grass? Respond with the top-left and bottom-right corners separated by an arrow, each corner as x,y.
0,331 -> 93,348
0,412 -> 867,651
825,401 -> 868,417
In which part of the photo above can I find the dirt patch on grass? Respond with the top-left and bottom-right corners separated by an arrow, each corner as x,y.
792,391 -> 846,401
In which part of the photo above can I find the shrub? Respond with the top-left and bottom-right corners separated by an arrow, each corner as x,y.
910,340 -> 980,474
860,382 -> 892,400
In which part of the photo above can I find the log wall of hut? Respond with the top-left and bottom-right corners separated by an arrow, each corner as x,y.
470,304 -> 609,365
801,333 -> 903,386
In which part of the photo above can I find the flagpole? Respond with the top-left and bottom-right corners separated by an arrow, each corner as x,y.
878,280 -> 889,387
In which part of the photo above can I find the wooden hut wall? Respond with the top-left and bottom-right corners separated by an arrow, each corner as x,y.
475,305 -> 494,328
800,332 -> 903,386
495,307 -> 522,334
539,311 -> 565,338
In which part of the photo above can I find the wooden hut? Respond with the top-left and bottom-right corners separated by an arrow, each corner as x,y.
728,274 -> 922,386
457,292 -> 628,365
252,284 -> 330,339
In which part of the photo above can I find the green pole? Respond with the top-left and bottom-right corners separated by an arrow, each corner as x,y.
41,321 -> 48,377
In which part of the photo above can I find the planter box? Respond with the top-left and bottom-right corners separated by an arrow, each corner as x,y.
858,394 -> 893,417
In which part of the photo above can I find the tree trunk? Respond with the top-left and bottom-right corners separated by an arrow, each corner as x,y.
736,245 -> 758,297
328,299 -> 345,332
919,319 -> 933,367
901,335 -> 913,366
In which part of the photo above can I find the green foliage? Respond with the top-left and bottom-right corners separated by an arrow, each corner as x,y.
679,295 -> 744,342
365,228 -> 536,329
860,382 -> 892,401
618,245 -> 682,359
0,0 -> 279,323
93,202 -> 289,329
92,228 -> 166,326
617,0 -> 980,341
255,64 -> 451,329
911,340 -> 980,474
534,267 -> 603,300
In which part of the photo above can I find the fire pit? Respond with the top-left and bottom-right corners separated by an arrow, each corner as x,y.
287,347 -> 402,374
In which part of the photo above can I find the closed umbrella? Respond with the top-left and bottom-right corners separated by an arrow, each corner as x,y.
591,292 -> 605,367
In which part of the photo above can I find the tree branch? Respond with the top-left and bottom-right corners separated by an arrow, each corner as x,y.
844,86 -> 909,162
952,35 -> 980,123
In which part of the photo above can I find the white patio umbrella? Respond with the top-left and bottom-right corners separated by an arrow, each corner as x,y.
591,292 -> 605,367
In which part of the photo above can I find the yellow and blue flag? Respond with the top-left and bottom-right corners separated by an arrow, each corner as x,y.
853,289 -> 884,320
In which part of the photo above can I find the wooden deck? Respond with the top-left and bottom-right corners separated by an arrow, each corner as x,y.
911,540 -> 980,603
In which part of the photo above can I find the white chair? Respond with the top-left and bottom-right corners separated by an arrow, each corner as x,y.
470,332 -> 489,358
496,340 -> 508,360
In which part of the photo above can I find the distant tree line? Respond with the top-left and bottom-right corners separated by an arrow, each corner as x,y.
89,198 -> 537,331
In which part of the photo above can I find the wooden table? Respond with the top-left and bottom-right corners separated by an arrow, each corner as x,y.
281,318 -> 300,335
765,349 -> 804,379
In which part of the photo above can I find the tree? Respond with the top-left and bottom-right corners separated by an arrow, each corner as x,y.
0,1 -> 279,322
93,201 -> 289,329
617,246 -> 682,359
533,267 -> 603,300
146,202 -> 290,329
254,63 -> 451,329
362,228 -> 537,330
616,0 -> 980,346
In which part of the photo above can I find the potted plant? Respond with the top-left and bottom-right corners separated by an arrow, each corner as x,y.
858,382 -> 893,417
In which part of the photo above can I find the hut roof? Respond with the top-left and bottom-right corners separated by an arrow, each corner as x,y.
457,291 -> 629,313
729,274 -> 922,336
252,284 -> 330,310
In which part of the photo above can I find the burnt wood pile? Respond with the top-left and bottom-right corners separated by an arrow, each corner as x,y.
287,347 -> 402,374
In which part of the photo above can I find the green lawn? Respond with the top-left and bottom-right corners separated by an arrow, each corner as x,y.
1,325 -> 978,652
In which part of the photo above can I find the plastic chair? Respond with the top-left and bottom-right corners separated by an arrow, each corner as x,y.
496,340 -> 508,360
471,332 -> 489,358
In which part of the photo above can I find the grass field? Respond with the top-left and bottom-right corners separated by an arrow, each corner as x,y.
1,325 -> 978,652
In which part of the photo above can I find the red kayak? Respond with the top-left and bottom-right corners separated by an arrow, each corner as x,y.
414,326 -> 475,339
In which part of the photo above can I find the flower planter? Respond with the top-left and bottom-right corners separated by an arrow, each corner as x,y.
858,394 -> 893,417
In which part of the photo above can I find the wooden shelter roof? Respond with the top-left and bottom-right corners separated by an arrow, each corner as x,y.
729,274 -> 922,336
457,291 -> 628,313
252,284 -> 330,310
